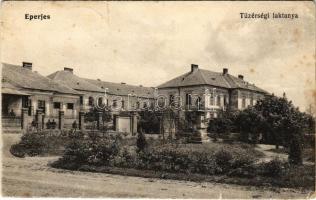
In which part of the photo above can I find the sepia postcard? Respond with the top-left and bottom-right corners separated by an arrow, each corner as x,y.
0,0 -> 315,198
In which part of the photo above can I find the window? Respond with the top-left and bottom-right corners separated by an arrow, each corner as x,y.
216,95 -> 221,106
224,95 -> 228,106
67,103 -> 74,110
88,96 -> 94,106
38,100 -> 46,113
22,96 -> 29,108
97,97 -> 104,107
169,95 -> 174,105
250,97 -> 254,106
28,99 -> 32,116
185,94 -> 191,106
53,102 -> 61,109
195,97 -> 201,110
209,93 -> 214,105
143,102 -> 148,108
136,101 -> 140,109
80,96 -> 83,105
121,100 -> 125,109
242,98 -> 246,108
113,100 -> 117,108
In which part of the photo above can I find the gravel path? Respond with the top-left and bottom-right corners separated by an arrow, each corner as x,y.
1,134 -> 312,198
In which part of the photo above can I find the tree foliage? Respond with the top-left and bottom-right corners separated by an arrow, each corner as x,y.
235,108 -> 265,144
138,111 -> 161,134
136,130 -> 147,153
246,94 -> 313,164
207,111 -> 233,141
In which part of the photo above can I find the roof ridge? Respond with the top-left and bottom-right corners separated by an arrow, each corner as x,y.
221,74 -> 232,88
3,64 -> 81,95
85,78 -> 152,89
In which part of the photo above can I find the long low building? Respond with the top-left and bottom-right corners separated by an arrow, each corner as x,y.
1,62 -> 155,134
2,62 -> 83,133
47,67 -> 155,112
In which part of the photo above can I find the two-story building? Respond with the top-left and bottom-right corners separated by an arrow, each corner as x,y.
157,64 -> 268,129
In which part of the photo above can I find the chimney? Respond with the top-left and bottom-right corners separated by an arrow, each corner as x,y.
223,68 -> 228,75
238,75 -> 244,80
97,78 -> 101,81
139,85 -> 143,87
121,82 -> 126,85
191,64 -> 198,72
22,62 -> 32,70
64,67 -> 73,73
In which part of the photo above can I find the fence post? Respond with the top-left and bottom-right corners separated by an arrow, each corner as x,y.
97,111 -> 102,129
79,111 -> 85,131
21,108 -> 28,132
131,112 -> 138,135
59,110 -> 64,130
36,109 -> 43,130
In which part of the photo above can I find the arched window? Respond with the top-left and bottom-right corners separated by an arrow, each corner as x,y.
169,95 -> 174,105
216,95 -> 221,106
242,98 -> 246,108
195,97 -> 201,110
88,96 -> 94,106
97,97 -> 104,107
185,93 -> 192,106
209,93 -> 214,106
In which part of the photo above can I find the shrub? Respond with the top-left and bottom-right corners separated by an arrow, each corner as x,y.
52,134 -> 122,169
10,133 -> 46,157
136,131 -> 147,153
214,149 -> 233,173
288,135 -> 303,165
260,158 -> 287,177
10,143 -> 26,158
207,112 -> 233,141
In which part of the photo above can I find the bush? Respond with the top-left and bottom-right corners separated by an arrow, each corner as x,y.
136,131 -> 147,153
288,136 -> 303,165
207,112 -> 233,141
259,158 -> 287,177
214,149 -> 233,173
10,143 -> 26,158
10,133 -> 46,157
52,134 -> 122,169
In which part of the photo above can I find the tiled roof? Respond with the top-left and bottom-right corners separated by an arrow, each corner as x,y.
85,78 -> 155,98
47,70 -> 104,93
2,63 -> 82,95
1,81 -> 30,96
158,67 -> 267,93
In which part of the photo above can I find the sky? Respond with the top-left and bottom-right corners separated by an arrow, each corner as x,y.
1,1 -> 315,111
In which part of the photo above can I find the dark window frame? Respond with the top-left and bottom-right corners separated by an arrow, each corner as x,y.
53,102 -> 61,109
67,103 -> 74,110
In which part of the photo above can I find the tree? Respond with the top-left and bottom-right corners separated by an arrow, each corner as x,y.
136,130 -> 147,153
207,111 -> 234,141
252,94 -> 308,164
235,108 -> 265,144
138,110 -> 160,134
254,94 -> 294,148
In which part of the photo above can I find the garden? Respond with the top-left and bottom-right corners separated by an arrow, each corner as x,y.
9,94 -> 315,190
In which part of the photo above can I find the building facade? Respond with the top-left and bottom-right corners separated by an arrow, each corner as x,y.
157,64 -> 268,129
47,67 -> 155,134
2,62 -> 83,133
